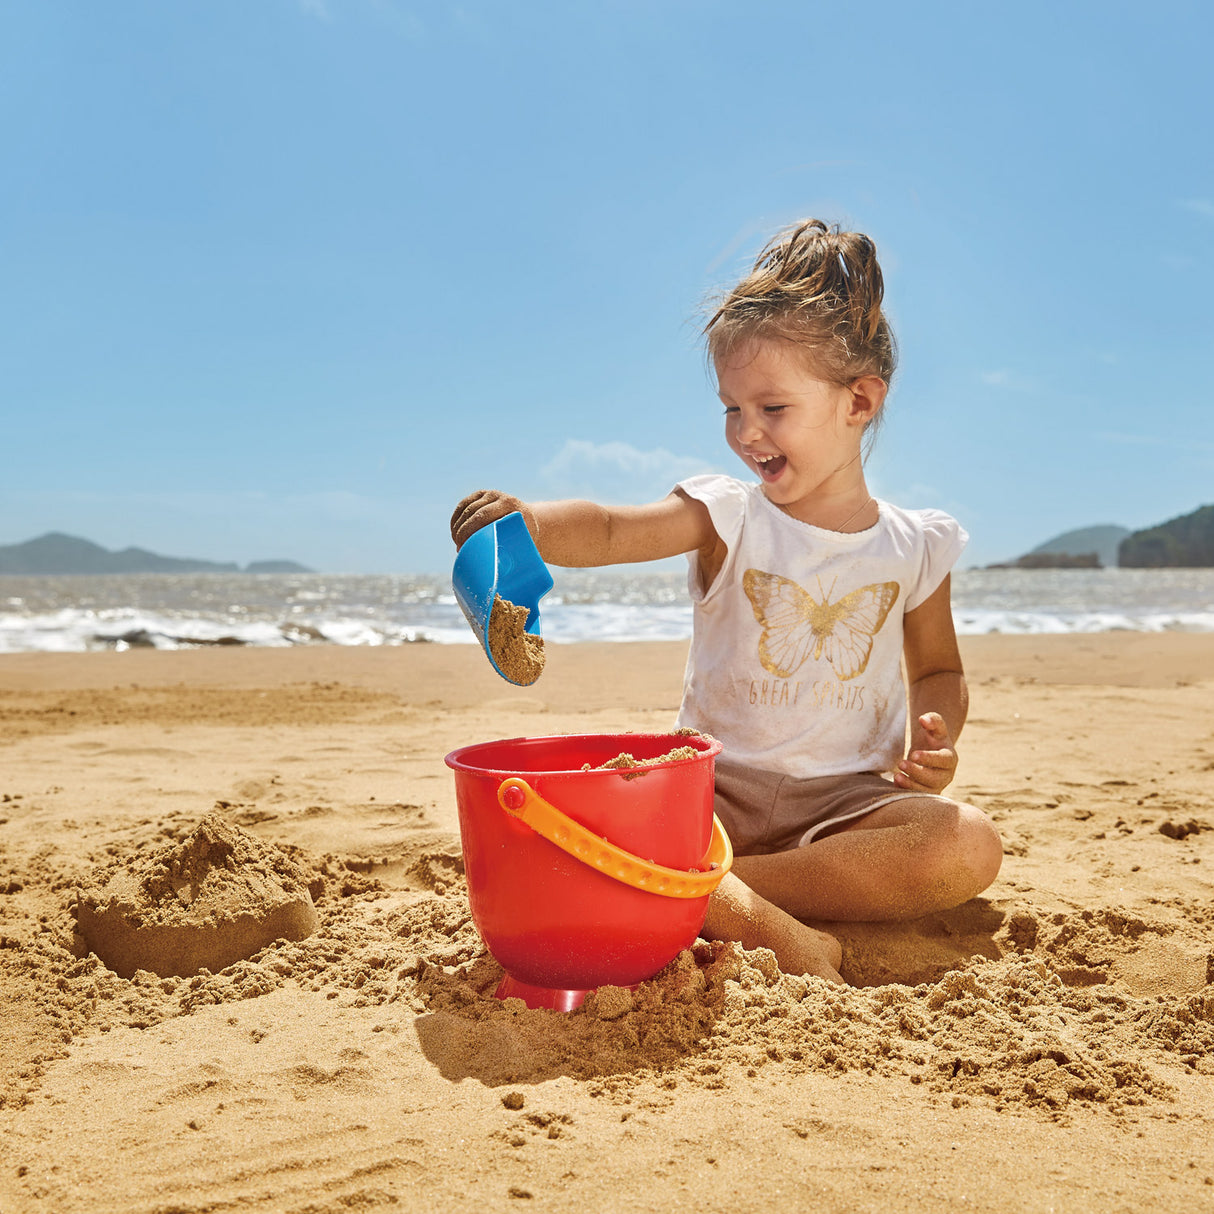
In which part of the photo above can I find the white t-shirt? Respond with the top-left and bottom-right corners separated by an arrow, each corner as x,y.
674,474 -> 968,779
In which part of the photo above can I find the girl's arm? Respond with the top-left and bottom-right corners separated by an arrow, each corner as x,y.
450,488 -> 717,568
895,575 -> 969,793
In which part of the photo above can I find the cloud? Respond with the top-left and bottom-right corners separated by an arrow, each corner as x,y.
0,488 -> 394,559
1097,431 -> 1214,453
979,369 -> 1037,391
1180,199 -> 1214,220
537,439 -> 719,503
366,0 -> 426,38
866,471 -> 968,523
1162,254 -> 1197,272
295,0 -> 427,38
73,488 -> 386,523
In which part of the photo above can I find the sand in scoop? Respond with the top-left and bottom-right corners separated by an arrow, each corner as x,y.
487,594 -> 545,685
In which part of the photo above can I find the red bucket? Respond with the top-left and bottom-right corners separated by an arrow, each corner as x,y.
444,733 -> 729,1010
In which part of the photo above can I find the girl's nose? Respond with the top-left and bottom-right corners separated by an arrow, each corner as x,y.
734,412 -> 764,444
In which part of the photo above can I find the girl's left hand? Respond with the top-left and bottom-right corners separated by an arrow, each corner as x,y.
895,712 -> 958,794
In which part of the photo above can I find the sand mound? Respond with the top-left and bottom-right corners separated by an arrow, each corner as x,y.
73,813 -> 319,979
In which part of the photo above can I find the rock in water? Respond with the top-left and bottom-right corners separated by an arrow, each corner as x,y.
75,813 -> 319,978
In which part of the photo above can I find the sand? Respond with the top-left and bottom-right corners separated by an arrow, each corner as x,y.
487,595 -> 545,686
582,745 -> 701,775
1,633 -> 1213,1212
73,812 -> 320,979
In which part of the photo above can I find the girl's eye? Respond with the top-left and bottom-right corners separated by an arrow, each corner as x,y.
763,405 -> 787,415
722,405 -> 739,416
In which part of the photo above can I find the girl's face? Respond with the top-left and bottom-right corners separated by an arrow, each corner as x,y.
716,340 -> 882,524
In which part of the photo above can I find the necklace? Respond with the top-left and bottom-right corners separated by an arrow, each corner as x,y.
835,495 -> 873,532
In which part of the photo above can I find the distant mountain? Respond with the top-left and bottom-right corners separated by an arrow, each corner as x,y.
1120,505 -> 1214,568
987,524 -> 1130,569
1027,525 -> 1130,568
0,533 -> 313,575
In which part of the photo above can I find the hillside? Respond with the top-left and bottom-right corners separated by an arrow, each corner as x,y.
0,533 -> 312,576
988,523 -> 1129,569
1120,505 -> 1214,568
1027,525 -> 1129,567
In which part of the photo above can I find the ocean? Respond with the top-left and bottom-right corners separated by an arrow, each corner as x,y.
2,567 -> 1214,654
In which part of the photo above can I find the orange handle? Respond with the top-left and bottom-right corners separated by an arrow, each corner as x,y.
496,776 -> 732,899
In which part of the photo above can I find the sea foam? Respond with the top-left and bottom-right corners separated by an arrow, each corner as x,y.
1,568 -> 1212,652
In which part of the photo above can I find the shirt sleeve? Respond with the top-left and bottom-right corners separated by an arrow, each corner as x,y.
675,474 -> 750,603
905,510 -> 969,611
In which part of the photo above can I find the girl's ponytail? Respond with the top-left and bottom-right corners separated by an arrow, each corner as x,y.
705,219 -> 897,386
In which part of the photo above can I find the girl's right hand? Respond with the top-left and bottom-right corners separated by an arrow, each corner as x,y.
450,490 -> 535,550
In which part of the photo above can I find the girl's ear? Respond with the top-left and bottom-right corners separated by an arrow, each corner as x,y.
846,375 -> 887,426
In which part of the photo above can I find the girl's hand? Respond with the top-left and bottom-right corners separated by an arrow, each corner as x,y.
450,490 -> 535,550
894,712 -> 958,794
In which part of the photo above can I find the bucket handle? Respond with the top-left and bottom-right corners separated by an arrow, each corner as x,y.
496,777 -> 733,899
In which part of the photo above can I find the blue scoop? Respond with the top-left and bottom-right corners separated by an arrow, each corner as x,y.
452,511 -> 554,685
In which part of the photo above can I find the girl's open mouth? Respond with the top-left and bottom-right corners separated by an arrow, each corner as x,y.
754,454 -> 787,481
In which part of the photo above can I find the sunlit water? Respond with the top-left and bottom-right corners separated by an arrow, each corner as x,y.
1,567 -> 1213,653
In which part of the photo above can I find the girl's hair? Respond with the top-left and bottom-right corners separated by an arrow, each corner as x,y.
704,219 -> 897,387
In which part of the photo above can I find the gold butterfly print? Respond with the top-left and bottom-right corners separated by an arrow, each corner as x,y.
743,569 -> 900,681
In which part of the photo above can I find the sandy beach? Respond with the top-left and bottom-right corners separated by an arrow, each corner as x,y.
2,633 -> 1213,1213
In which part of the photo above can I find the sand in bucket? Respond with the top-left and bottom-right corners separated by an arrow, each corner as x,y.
445,732 -> 730,1010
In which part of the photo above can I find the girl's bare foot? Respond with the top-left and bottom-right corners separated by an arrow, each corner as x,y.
704,873 -> 844,984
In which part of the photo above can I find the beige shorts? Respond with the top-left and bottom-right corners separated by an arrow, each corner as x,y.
713,758 -> 950,856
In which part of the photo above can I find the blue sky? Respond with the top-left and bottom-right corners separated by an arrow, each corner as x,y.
3,1 -> 1211,573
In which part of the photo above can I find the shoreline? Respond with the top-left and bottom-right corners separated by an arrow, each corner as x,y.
3,629 -> 1213,695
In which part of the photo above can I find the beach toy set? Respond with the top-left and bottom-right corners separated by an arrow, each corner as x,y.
445,732 -> 732,1010
449,515 -> 732,1010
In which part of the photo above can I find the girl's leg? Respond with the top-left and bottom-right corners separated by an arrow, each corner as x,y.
730,797 -> 1002,923
703,871 -> 845,984
701,798 -> 1001,982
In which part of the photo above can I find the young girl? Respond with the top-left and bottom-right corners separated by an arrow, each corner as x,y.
451,218 -> 1002,983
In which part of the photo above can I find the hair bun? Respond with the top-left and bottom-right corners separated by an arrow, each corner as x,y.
705,218 -> 896,385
